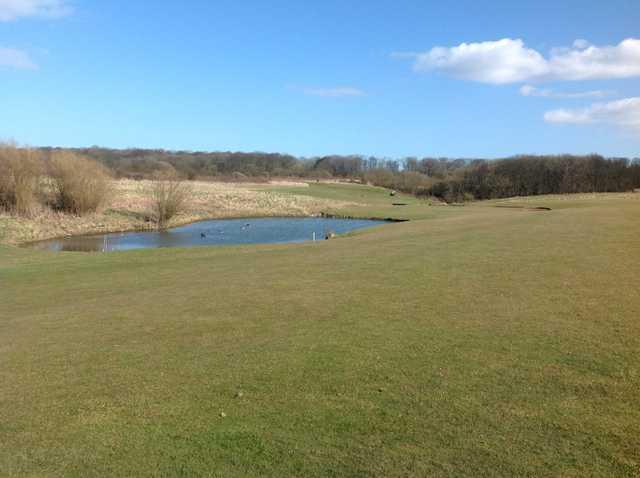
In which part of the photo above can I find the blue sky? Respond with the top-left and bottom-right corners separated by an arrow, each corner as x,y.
1,0 -> 639,157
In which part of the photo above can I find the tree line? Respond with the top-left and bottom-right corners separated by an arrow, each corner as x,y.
31,147 -> 640,201
416,155 -> 640,202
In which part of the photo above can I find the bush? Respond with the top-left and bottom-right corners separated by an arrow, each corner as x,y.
149,171 -> 191,228
0,144 -> 43,216
49,151 -> 112,214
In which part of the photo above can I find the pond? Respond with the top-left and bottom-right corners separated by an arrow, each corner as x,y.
27,217 -> 388,252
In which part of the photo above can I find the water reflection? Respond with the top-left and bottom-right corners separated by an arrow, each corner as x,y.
28,217 -> 387,252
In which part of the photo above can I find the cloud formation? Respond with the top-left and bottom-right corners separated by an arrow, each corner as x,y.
0,46 -> 37,69
301,86 -> 365,97
0,0 -> 71,21
544,97 -> 640,131
519,84 -> 614,99
403,38 -> 640,84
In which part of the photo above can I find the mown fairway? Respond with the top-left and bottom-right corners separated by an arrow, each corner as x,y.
1,184 -> 639,477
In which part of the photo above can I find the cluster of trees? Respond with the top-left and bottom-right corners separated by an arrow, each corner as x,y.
310,154 -> 640,201
41,147 -> 304,180
18,147 -> 640,203
0,145 -> 111,216
41,148 -> 423,180
417,155 -> 640,202
1,145 -> 190,228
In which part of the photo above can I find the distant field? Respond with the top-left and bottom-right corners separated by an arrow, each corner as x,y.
1,184 -> 639,477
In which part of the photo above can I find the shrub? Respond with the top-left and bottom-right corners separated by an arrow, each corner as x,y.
0,144 -> 43,216
149,171 -> 191,228
49,151 -> 112,214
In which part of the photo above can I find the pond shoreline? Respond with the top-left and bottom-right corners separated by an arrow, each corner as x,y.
17,212 -> 316,247
0,179 -> 366,247
24,216 -> 392,252
18,212 -> 406,249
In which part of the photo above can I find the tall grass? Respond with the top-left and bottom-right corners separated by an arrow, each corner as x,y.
150,171 -> 191,228
49,151 -> 112,214
0,144 -> 43,216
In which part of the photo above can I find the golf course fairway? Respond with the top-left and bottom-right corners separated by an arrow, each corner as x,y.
1,184 -> 639,477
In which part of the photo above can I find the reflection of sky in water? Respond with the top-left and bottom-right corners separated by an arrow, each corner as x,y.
29,217 -> 388,252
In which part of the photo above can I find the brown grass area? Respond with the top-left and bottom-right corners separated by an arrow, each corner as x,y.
0,179 -> 354,245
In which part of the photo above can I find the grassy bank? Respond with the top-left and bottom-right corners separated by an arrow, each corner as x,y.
0,180 -> 355,245
1,184 -> 639,476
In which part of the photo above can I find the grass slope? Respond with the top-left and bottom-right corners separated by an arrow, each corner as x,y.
1,184 -> 639,477
260,182 -> 435,220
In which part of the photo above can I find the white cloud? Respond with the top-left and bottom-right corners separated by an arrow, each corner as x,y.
410,39 -> 548,84
544,108 -> 592,124
301,86 -> 365,97
548,39 -> 640,81
544,97 -> 640,131
519,84 -> 614,99
402,38 -> 640,84
0,46 -> 37,69
0,0 -> 71,21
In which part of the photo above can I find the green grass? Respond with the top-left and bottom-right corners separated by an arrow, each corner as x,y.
1,184 -> 639,477
259,182 -> 441,220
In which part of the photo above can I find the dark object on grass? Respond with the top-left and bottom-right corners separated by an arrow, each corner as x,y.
495,205 -> 552,211
392,203 -> 408,206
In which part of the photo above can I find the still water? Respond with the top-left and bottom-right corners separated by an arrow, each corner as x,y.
28,217 -> 387,252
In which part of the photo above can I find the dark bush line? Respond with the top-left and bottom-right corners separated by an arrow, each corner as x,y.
414,155 -> 640,202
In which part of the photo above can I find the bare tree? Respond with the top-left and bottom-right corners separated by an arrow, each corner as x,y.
149,171 -> 191,229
